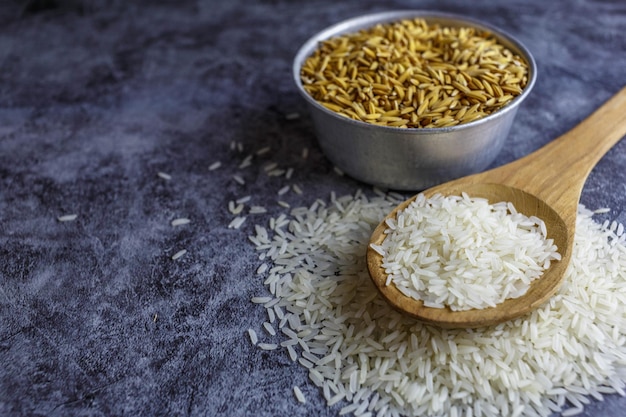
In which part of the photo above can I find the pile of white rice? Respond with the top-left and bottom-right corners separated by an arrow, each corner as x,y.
247,190 -> 626,417
371,192 -> 561,310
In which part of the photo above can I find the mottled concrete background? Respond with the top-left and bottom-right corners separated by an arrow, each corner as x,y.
0,0 -> 625,416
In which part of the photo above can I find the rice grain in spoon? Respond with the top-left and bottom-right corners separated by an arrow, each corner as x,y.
367,86 -> 626,328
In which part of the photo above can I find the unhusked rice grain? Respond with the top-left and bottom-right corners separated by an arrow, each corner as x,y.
247,190 -> 626,417
300,18 -> 529,128
377,192 -> 561,310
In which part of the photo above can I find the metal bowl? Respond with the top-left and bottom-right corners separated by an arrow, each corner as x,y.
293,11 -> 537,191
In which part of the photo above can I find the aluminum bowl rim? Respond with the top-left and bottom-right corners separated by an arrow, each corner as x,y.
293,10 -> 537,135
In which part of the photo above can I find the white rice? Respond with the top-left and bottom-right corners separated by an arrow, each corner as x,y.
258,343 -> 278,351
171,249 -> 186,260
209,161 -> 222,171
239,155 -> 253,169
268,169 -> 286,177
228,201 -> 244,215
256,146 -> 271,155
233,174 -> 245,185
377,192 -> 561,311
246,190 -> 626,417
228,216 -> 247,229
57,214 -> 78,222
294,385 -> 306,403
264,162 -> 278,172
263,321 -> 276,336
157,171 -> 172,180
285,112 -> 301,121
251,296 -> 272,304
171,217 -> 191,227
247,328 -> 258,345
249,205 -> 267,214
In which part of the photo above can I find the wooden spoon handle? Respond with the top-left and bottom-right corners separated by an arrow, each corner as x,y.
486,86 -> 626,210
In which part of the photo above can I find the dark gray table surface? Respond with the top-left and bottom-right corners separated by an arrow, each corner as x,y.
1,1 -> 625,416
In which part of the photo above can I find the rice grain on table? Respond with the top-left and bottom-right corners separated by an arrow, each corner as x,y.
171,217 -> 191,227
263,321 -> 276,336
264,162 -> 278,172
258,343 -> 278,351
268,169 -> 286,177
233,174 -> 245,185
171,249 -> 187,260
239,155 -> 253,169
57,214 -> 78,222
294,385 -> 307,403
247,328 -> 258,345
157,172 -> 172,180
209,161 -> 222,171
228,216 -> 247,229
246,190 -> 626,417
228,201 -> 244,215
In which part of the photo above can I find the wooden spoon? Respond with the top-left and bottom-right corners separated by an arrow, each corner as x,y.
367,86 -> 626,328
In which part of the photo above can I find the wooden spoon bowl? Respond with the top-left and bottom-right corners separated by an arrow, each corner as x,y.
367,87 -> 626,328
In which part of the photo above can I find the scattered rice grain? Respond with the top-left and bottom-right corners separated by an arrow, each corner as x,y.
247,328 -> 258,345
171,217 -> 191,227
157,172 -> 171,180
294,385 -> 307,403
57,214 -> 77,222
233,174 -> 245,185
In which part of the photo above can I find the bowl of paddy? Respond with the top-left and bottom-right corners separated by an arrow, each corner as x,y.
293,11 -> 537,191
